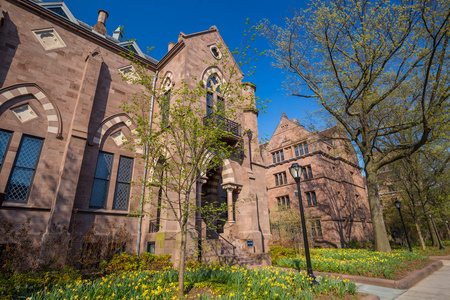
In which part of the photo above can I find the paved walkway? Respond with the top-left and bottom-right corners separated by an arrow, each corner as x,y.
356,260 -> 450,300
394,260 -> 450,300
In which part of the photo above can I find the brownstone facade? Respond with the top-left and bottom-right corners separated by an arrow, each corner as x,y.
0,0 -> 271,265
263,113 -> 372,248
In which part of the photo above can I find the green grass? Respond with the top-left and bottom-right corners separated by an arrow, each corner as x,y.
274,248 -> 428,279
13,265 -> 356,300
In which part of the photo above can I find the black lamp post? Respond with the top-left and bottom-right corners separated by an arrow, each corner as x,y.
429,213 -> 445,250
289,163 -> 317,284
394,200 -> 412,252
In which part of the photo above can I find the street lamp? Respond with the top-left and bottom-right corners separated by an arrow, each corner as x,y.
394,200 -> 412,252
289,163 -> 317,284
429,213 -> 445,250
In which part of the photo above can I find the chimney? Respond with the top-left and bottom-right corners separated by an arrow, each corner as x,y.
93,9 -> 108,35
168,41 -> 175,52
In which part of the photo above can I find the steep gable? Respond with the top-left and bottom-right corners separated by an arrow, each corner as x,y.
267,112 -> 310,151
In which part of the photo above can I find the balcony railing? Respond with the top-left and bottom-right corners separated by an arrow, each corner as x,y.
203,114 -> 241,138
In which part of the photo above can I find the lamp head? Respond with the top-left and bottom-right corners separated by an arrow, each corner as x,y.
289,163 -> 303,180
394,200 -> 401,210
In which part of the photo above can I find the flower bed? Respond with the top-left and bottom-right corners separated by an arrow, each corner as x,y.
274,248 -> 429,279
17,265 -> 356,299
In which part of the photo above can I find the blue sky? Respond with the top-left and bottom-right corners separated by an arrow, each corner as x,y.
62,0 -> 321,141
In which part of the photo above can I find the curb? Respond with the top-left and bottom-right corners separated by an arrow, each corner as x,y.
314,260 -> 444,289
274,260 -> 444,290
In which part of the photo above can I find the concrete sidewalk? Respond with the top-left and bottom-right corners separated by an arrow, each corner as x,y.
356,260 -> 450,300
394,260 -> 450,300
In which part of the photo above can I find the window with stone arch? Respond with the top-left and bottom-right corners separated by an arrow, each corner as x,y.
206,73 -> 224,116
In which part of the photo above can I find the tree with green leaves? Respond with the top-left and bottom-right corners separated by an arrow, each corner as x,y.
120,32 -> 261,297
263,0 -> 450,252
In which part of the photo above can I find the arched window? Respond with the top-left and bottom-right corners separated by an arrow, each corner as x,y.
206,74 -> 224,116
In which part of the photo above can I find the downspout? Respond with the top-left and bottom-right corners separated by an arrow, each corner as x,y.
136,70 -> 159,255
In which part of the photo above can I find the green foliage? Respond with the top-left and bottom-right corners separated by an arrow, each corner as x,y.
263,0 -> 450,253
268,246 -> 296,264
100,252 -> 173,273
274,248 -> 428,279
0,266 -> 81,299
17,265 -> 356,300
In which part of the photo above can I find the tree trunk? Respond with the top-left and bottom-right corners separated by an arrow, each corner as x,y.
414,219 -> 426,250
365,163 -> 392,252
178,224 -> 187,299
426,214 -> 439,247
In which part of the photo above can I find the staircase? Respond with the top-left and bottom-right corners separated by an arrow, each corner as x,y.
215,234 -> 271,267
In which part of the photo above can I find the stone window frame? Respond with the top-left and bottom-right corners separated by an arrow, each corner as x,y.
305,191 -> 317,206
302,165 -> 313,180
274,171 -> 287,186
294,142 -> 309,157
205,73 -> 225,116
209,44 -> 223,60
310,219 -> 323,238
272,149 -> 285,163
277,195 -> 290,210
4,134 -> 44,203
89,150 -> 135,211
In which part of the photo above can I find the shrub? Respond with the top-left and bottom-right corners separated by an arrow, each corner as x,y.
100,252 -> 172,273
268,246 -> 296,264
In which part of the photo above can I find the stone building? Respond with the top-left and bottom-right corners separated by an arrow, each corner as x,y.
0,0 -> 271,265
263,112 -> 372,248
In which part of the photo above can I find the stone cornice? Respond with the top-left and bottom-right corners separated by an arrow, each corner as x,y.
265,150 -> 362,170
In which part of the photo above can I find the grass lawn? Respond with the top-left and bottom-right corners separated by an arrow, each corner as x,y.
13,265 -> 358,300
273,248 -> 431,280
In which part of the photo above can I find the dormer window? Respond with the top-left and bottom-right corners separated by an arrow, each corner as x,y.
119,41 -> 145,57
37,2 -> 79,24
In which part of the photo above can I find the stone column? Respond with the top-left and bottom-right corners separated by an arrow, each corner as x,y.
221,183 -> 242,222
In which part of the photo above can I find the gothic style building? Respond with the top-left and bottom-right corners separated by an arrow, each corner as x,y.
263,113 -> 372,248
0,0 -> 271,265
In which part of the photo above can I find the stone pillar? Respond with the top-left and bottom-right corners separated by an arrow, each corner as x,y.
221,183 -> 242,223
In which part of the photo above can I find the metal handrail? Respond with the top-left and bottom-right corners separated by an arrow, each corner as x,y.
203,114 -> 241,137
216,231 -> 236,255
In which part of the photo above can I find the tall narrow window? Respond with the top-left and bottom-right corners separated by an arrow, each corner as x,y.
5,135 -> 44,203
206,92 -> 213,115
306,191 -> 317,206
280,150 -> 285,161
303,166 -> 313,179
0,130 -> 12,171
90,151 -> 114,208
311,220 -> 323,238
162,92 -> 170,127
113,156 -> 134,210
272,153 -> 276,164
294,146 -> 299,157
206,74 -> 221,116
